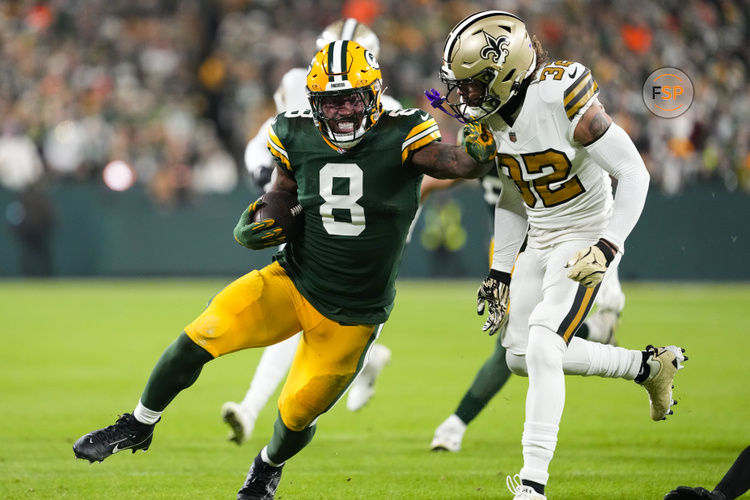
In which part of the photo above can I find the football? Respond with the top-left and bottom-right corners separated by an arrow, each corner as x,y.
253,190 -> 304,240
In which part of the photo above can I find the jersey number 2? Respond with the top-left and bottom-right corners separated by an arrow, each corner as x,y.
319,163 -> 365,236
498,149 -> 584,208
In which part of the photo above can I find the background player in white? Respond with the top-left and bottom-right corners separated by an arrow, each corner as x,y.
222,18 -> 399,445
435,11 -> 687,499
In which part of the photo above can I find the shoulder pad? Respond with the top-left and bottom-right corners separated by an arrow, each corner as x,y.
533,60 -> 599,120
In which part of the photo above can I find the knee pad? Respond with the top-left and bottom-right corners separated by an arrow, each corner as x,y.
526,327 -> 565,372
506,351 -> 528,376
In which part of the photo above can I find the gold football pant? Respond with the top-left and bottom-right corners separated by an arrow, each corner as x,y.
185,261 -> 379,431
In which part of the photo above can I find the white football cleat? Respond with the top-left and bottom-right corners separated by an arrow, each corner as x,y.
583,309 -> 620,345
639,345 -> 687,421
346,344 -> 391,411
221,402 -> 256,445
430,414 -> 467,452
506,475 -> 547,500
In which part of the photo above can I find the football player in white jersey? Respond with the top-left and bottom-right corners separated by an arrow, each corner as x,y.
423,171 -> 626,454
222,18 -> 400,445
433,11 -> 687,499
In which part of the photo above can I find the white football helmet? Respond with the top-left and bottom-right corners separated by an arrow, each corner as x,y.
316,18 -> 380,59
440,10 -> 536,122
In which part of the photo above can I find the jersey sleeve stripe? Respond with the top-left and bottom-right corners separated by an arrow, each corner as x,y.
564,70 -> 599,120
401,124 -> 441,163
267,127 -> 291,170
402,121 -> 440,151
565,80 -> 598,120
563,70 -> 592,106
403,118 -> 439,142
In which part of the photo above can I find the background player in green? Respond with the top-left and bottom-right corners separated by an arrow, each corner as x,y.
71,41 -> 496,500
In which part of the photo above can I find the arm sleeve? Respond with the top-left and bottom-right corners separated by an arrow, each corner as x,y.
490,172 -> 529,273
584,123 -> 650,252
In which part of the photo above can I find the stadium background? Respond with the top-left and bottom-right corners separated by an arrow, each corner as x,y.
0,0 -> 748,280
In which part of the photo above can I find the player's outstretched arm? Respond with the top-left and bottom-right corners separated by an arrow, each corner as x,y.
410,142 -> 494,180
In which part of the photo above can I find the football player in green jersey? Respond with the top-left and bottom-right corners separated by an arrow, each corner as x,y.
72,40 -> 495,500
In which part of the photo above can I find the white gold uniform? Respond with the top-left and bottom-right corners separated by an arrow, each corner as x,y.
485,61 -> 631,352
483,60 -> 649,486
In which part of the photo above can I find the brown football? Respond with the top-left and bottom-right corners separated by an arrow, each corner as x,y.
253,190 -> 303,240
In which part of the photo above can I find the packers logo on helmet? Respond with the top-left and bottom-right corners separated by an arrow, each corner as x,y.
440,11 -> 536,123
306,40 -> 383,150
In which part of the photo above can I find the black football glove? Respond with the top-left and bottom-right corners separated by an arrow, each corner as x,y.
664,486 -> 727,500
477,269 -> 511,336
233,197 -> 286,250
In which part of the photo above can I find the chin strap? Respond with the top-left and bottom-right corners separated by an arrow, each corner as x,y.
424,88 -> 467,124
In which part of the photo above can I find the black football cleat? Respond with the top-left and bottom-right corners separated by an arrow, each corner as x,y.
73,413 -> 156,463
237,453 -> 284,500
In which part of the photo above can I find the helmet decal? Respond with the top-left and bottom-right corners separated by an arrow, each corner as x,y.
480,32 -> 510,65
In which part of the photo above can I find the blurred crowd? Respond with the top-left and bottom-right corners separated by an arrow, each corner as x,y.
1,0 -> 749,206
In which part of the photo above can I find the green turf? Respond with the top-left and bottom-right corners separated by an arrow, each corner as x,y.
1,280 -> 748,499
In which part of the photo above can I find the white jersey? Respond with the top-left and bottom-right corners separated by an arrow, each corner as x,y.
245,67 -> 402,191
483,60 -> 611,249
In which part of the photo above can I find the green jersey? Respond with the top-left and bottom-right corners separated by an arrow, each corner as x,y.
267,108 -> 441,325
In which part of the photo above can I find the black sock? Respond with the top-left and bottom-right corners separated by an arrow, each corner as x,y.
633,350 -> 651,384
522,479 -> 545,495
715,446 -> 750,500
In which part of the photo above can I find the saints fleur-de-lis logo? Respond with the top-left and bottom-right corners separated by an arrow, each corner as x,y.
479,32 -> 510,65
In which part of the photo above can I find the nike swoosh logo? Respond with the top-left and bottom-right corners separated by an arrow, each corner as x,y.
110,439 -> 128,453
568,68 -> 578,79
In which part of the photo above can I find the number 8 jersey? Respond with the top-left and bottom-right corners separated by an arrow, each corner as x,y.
267,108 -> 441,325
482,60 -> 613,249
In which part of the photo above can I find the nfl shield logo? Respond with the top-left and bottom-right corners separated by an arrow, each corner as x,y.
509,132 -> 517,142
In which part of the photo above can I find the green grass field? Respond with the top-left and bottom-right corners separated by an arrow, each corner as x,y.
1,279 -> 749,499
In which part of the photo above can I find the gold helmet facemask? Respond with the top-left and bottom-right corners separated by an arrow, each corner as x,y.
439,10 -> 536,123
306,41 -> 383,149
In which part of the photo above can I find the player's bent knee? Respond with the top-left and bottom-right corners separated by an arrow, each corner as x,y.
279,372 -> 354,431
526,329 -> 565,371
506,351 -> 528,376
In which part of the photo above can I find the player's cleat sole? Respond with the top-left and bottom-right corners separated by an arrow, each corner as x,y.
237,453 -> 284,500
639,345 -> 687,421
222,402 -> 256,445
73,413 -> 156,463
346,344 -> 391,411
430,414 -> 467,452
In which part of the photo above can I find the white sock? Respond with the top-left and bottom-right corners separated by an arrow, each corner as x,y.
240,334 -> 300,415
133,401 -> 162,425
260,446 -> 284,467
564,337 -> 642,379
521,421 -> 558,485
521,327 -> 566,485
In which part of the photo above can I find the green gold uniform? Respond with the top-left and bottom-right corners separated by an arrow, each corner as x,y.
269,108 -> 441,324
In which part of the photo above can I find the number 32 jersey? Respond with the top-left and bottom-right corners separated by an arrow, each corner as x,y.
482,60 -> 613,248
267,109 -> 441,325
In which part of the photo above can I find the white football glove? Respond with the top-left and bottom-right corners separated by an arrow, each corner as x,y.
477,270 -> 511,336
565,239 -> 618,288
